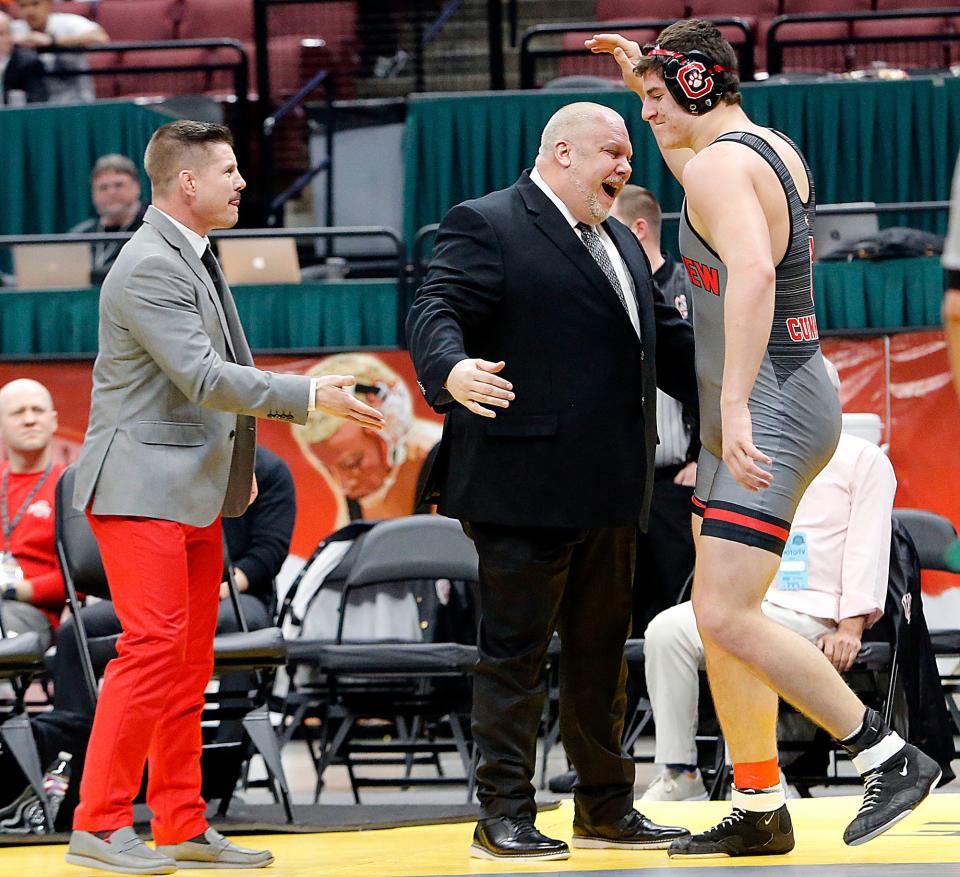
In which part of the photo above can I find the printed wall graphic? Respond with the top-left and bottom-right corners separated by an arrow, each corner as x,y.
2,334 -> 957,625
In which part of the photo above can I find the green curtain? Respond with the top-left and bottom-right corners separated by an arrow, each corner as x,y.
404,78 -> 960,249
0,102 -> 168,235
0,281 -> 399,356
814,256 -> 944,332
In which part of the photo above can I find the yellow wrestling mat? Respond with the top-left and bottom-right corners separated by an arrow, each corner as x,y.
3,795 -> 958,877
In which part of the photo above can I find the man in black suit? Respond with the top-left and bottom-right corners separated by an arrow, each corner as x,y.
0,11 -> 47,104
406,102 -> 697,862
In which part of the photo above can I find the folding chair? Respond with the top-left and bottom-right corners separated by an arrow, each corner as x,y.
54,466 -> 296,823
0,621 -> 51,828
282,514 -> 479,803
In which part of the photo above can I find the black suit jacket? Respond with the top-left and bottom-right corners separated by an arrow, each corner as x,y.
406,170 -> 697,530
2,46 -> 48,104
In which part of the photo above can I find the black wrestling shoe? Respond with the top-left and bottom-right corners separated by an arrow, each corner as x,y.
469,817 -> 570,861
843,743 -> 941,846
667,805 -> 795,858
572,808 -> 690,850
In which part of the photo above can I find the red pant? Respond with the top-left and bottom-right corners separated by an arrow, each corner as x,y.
73,513 -> 222,844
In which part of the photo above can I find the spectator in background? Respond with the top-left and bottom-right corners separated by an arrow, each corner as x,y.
70,155 -> 147,285
944,148 -> 960,401
0,10 -> 47,104
0,379 -> 65,651
294,353 -> 441,523
10,0 -> 108,104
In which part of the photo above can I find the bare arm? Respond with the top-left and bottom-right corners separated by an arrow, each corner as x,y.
585,33 -> 694,184
684,148 -> 776,490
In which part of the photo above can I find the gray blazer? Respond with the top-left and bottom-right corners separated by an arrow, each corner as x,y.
73,206 -> 311,526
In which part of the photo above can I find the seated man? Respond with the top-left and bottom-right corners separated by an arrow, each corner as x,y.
0,10 -> 47,104
9,0 -> 108,104
0,378 -> 66,652
642,368 -> 896,800
70,155 -> 147,285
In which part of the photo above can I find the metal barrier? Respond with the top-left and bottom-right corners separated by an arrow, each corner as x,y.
519,17 -> 755,90
34,40 -> 250,169
767,7 -> 960,75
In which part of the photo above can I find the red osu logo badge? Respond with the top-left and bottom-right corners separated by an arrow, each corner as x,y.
677,61 -> 713,99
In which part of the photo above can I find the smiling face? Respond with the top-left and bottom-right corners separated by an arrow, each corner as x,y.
641,69 -> 699,151
552,110 -> 633,224
188,142 -> 245,231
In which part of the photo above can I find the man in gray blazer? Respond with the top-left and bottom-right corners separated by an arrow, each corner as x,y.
66,120 -> 383,875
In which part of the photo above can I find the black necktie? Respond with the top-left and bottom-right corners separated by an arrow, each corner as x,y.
576,222 -> 630,314
201,246 -> 226,305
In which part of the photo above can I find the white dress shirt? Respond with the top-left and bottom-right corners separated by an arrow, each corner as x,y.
764,432 -> 896,626
529,167 -> 641,338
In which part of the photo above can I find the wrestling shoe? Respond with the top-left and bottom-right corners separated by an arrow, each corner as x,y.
667,805 -> 795,858
843,742 -> 941,846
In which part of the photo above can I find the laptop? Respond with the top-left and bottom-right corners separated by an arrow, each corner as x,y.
813,202 -> 879,261
12,243 -> 92,290
217,237 -> 301,285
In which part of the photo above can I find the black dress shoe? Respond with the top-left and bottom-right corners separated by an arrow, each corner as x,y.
572,808 -> 691,850
470,817 -> 570,861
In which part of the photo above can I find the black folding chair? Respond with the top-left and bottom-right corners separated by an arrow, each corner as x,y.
282,514 -> 480,803
54,465 -> 296,822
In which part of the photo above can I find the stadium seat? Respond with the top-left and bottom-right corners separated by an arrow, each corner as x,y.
596,0 -> 689,19
853,16 -> 955,70
51,1 -> 95,19
782,0 -> 872,11
178,0 -> 253,42
95,0 -> 179,42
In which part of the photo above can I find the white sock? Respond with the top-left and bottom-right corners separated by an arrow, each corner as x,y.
852,731 -> 906,775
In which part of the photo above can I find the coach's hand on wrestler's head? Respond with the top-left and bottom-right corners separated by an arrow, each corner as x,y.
584,33 -> 644,92
445,358 -> 514,418
314,375 -> 385,430
721,403 -> 773,492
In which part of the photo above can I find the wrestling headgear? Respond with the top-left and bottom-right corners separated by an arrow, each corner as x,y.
643,44 -> 729,115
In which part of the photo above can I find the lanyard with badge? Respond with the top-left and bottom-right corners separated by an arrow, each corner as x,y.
776,530 -> 809,590
0,463 -> 53,592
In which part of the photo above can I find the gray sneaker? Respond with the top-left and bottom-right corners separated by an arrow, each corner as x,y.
156,827 -> 274,868
65,827 -> 177,875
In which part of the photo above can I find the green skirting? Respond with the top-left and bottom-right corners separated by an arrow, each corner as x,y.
0,281 -> 399,356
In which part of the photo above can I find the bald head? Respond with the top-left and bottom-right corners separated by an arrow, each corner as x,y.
534,102 -> 632,225
0,379 -> 54,414
0,379 -> 57,468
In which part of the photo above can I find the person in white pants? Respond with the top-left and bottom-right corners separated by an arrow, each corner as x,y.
642,371 -> 897,802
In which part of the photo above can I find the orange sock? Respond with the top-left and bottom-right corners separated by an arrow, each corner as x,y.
733,758 -> 780,790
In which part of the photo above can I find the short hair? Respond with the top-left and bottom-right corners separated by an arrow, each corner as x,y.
636,19 -> 741,107
143,120 -> 234,197
613,185 -> 662,241
91,153 -> 139,184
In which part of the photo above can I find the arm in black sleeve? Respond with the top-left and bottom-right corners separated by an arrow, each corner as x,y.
224,449 -> 296,604
405,202 -> 505,412
652,281 -> 698,409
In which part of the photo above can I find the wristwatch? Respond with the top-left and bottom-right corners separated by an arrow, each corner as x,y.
2,585 -> 17,601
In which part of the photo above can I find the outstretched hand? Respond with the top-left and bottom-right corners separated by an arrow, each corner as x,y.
584,33 -> 645,93
721,403 -> 773,491
445,358 -> 514,418
313,375 -> 385,430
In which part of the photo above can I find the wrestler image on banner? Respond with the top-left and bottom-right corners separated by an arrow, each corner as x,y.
292,353 -> 442,525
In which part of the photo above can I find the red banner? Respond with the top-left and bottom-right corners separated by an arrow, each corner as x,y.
3,335 -> 958,618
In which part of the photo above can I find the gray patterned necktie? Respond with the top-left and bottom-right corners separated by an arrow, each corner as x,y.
576,222 -> 630,317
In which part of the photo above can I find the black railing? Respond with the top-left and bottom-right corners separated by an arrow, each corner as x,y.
34,39 -> 251,172
519,18 -> 755,89
767,8 -> 960,75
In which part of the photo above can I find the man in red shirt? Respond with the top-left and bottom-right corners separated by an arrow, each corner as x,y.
0,378 -> 65,650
